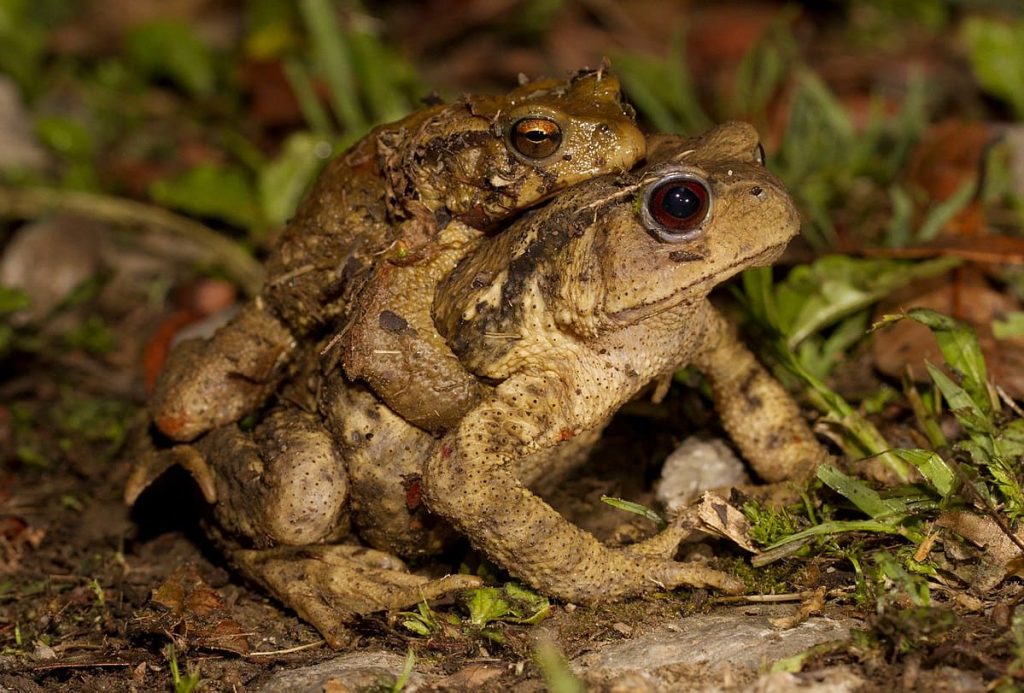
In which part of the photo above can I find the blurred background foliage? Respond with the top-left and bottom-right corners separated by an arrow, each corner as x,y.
4,0 -> 1024,400
1,0 -> 1022,247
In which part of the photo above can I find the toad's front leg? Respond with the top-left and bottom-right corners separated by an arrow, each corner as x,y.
690,307 -> 827,484
421,373 -> 743,603
150,303 -> 296,442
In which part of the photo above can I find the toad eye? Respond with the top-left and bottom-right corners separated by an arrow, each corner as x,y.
509,117 -> 563,159
641,175 -> 711,242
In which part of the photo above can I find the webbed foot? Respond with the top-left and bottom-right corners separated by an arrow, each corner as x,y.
231,544 -> 482,647
124,441 -> 217,506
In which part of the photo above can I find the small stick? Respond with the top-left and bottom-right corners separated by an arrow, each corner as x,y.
248,640 -> 326,657
0,185 -> 264,295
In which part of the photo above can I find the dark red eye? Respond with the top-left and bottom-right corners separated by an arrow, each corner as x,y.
644,176 -> 710,240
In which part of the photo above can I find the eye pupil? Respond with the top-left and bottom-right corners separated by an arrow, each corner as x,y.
660,185 -> 702,220
525,129 -> 548,142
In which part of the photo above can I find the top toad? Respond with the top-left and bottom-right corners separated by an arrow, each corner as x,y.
149,69 -> 646,442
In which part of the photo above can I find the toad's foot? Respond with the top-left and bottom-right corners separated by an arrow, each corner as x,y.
124,442 -> 216,506
638,555 -> 744,595
231,544 -> 482,647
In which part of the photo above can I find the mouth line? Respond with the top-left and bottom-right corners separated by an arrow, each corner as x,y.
606,239 -> 790,324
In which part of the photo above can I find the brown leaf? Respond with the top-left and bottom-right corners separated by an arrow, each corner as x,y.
900,120 -> 992,239
769,586 -> 826,629
907,121 -> 991,207
693,491 -> 759,553
49,0 -> 233,57
935,511 -> 1024,594
0,515 -> 46,573
871,267 -> 1024,398
862,234 -> 1024,264
239,59 -> 305,129
144,564 -> 250,655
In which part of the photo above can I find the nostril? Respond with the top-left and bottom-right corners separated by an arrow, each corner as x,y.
751,186 -> 764,198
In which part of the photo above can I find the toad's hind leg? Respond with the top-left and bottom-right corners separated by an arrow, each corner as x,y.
193,408 -> 350,546
229,544 -> 481,647
170,408 -> 479,647
213,405 -> 479,647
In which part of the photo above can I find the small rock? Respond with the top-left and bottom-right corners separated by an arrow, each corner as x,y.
572,606 -> 854,689
0,216 -> 104,323
255,651 -> 428,693
916,665 -> 986,692
612,622 -> 633,637
437,663 -> 506,688
0,76 -> 50,173
604,671 -> 661,692
170,303 -> 240,347
31,643 -> 56,661
753,666 -> 865,692
656,436 -> 749,514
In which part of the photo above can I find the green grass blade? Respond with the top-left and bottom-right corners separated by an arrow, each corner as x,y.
816,463 -> 911,521
601,495 -> 666,528
299,0 -> 367,134
925,363 -> 994,438
916,180 -> 976,242
900,309 -> 992,414
534,638 -> 585,693
763,519 -> 921,554
283,58 -> 333,134
890,448 -> 955,497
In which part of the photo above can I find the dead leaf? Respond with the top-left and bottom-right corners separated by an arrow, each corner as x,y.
49,0 -> 234,56
239,59 -> 305,129
0,515 -> 46,573
141,564 -> 250,655
907,121 -> 991,211
693,491 -> 759,553
769,586 -> 826,629
0,216 -> 104,324
862,234 -> 1024,264
935,510 -> 1024,594
871,267 -> 1024,398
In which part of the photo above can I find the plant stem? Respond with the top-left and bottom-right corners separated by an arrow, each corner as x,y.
0,185 -> 264,295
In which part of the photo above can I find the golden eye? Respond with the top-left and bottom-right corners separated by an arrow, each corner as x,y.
509,117 -> 563,159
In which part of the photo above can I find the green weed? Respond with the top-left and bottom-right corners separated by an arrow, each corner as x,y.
534,637 -> 585,693
165,643 -> 202,693
400,582 -> 550,644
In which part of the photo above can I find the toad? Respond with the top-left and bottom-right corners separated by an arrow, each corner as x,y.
130,123 -> 826,646
149,68 -> 645,442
